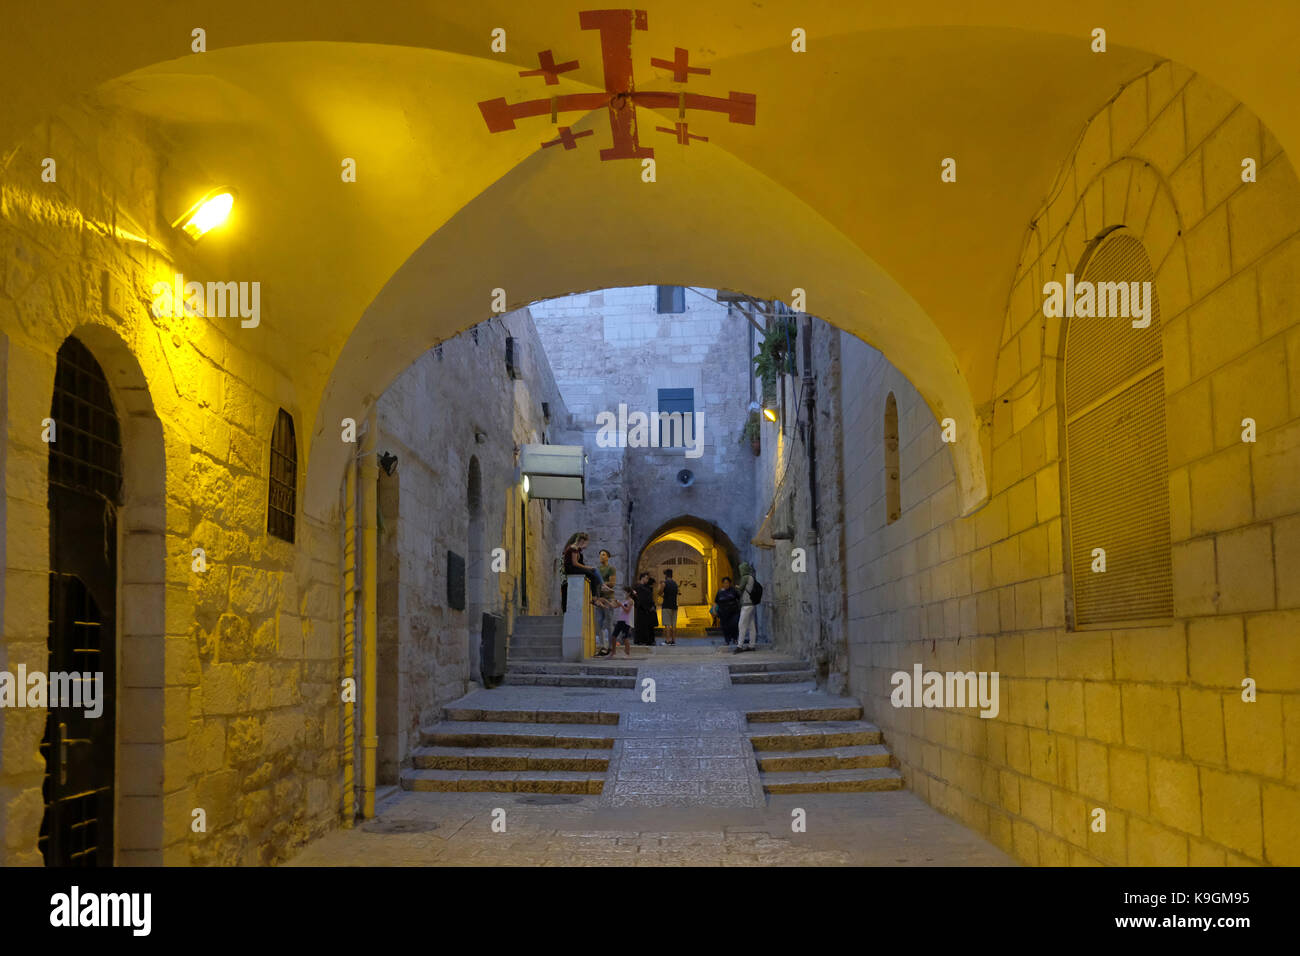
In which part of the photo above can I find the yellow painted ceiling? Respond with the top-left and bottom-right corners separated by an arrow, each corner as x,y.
3,2 -> 1298,519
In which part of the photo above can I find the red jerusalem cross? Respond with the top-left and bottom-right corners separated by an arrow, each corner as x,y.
477,8 -> 755,161
520,50 -> 579,85
655,122 -> 707,145
650,47 -> 709,83
542,127 -> 594,150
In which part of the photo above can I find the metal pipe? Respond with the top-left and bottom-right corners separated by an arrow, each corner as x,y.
802,315 -> 819,533
341,450 -> 357,826
360,407 -> 380,819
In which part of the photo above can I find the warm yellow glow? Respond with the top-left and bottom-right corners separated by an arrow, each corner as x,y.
521,475 -> 529,495
174,188 -> 235,241
762,407 -> 778,422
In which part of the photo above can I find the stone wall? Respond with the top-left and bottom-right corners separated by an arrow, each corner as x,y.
753,317 -> 850,686
530,286 -> 757,591
375,309 -> 576,771
838,62 -> 1300,866
0,102 -> 340,864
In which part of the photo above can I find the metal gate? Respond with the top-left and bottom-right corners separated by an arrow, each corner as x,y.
41,336 -> 120,866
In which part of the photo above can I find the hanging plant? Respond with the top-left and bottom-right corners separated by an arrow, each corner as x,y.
752,315 -> 798,386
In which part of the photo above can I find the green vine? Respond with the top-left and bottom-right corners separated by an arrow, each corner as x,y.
752,315 -> 798,391
740,410 -> 762,444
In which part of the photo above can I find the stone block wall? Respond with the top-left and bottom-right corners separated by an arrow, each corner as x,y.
0,103 -> 340,865
756,316 -> 850,685
839,61 -> 1300,865
375,309 -> 575,771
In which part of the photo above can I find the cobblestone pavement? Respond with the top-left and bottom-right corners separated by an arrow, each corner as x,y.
286,652 -> 1015,866
285,790 -> 1016,866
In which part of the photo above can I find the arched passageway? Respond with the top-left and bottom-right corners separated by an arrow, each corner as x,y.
1,3 -> 1298,873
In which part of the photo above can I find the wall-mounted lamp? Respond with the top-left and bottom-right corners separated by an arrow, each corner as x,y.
171,186 -> 237,242
378,451 -> 398,476
522,475 -> 530,495
762,406 -> 778,422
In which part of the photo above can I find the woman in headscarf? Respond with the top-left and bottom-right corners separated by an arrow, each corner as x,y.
633,572 -> 658,645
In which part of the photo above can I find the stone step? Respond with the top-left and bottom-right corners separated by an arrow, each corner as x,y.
411,746 -> 610,772
508,636 -> 563,647
501,674 -> 636,689
400,768 -> 604,794
730,670 -> 817,684
746,705 -> 863,723
441,708 -> 619,725
728,660 -> 813,674
749,721 -> 884,751
755,744 -> 893,772
420,721 -> 616,750
759,767 -> 903,794
507,662 -> 637,676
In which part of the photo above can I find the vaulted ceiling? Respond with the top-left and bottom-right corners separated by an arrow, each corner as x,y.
3,1 -> 1297,518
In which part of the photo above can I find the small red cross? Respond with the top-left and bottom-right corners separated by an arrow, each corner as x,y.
655,122 -> 708,145
650,47 -> 710,83
520,50 -> 580,85
542,126 -> 594,150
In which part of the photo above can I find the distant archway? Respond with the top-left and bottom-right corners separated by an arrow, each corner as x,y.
634,516 -> 742,625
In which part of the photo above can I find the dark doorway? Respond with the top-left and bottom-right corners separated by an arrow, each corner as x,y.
41,336 -> 120,866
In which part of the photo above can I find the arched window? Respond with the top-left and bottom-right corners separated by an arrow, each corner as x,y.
884,392 -> 901,524
1063,229 -> 1172,626
268,409 -> 297,542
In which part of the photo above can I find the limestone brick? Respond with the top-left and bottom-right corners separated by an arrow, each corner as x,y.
1222,692 -> 1284,778
1200,767 -> 1262,858
1215,524 -> 1274,613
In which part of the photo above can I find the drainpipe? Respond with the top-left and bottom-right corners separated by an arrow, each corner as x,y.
341,453 -> 357,827
802,315 -> 818,533
360,407 -> 380,819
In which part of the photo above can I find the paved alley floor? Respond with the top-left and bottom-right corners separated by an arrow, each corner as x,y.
286,648 -> 1015,866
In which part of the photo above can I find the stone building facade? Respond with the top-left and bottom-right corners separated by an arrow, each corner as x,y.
530,286 -> 758,598
373,310 -> 576,783
830,62 -> 1300,866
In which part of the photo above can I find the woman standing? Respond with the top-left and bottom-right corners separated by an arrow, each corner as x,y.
633,573 -> 658,646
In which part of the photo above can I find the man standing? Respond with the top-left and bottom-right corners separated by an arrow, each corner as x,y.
658,569 -> 679,646
735,562 -> 760,653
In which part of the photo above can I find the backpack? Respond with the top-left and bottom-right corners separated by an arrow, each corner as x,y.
747,578 -> 763,605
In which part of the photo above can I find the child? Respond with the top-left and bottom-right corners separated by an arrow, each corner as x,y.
609,587 -> 634,657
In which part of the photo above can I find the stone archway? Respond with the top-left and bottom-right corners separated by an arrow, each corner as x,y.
57,325 -> 168,865
634,516 -> 743,627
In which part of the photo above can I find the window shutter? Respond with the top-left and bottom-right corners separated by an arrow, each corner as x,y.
1063,232 -> 1172,626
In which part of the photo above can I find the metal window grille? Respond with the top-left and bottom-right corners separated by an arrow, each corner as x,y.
657,285 -> 685,314
1064,231 -> 1172,626
268,409 -> 297,542
49,336 -> 122,503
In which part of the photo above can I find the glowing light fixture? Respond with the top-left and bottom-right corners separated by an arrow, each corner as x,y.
172,187 -> 236,241
762,407 -> 778,422
522,475 -> 530,495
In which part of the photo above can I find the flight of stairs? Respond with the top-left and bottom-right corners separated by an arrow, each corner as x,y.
503,662 -> 637,689
507,615 -> 563,661
728,659 -> 816,685
746,704 -> 903,794
400,706 -> 617,794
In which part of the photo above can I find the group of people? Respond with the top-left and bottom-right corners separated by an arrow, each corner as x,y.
560,531 -> 762,656
710,561 -> 761,653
